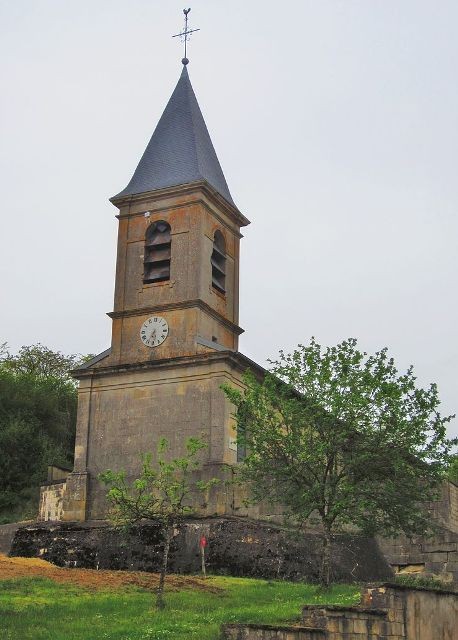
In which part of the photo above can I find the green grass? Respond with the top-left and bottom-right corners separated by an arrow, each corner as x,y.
0,575 -> 360,640
394,573 -> 456,591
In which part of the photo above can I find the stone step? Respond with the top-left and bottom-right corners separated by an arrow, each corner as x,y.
302,604 -> 390,638
221,623 -> 326,639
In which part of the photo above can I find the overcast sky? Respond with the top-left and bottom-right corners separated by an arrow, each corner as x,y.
1,1 -> 457,437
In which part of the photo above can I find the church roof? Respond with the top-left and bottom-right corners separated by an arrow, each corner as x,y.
112,65 -> 236,207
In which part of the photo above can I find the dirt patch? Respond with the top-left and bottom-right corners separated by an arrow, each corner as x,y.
0,554 -> 221,593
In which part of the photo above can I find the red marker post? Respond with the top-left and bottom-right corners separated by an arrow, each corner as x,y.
200,535 -> 207,578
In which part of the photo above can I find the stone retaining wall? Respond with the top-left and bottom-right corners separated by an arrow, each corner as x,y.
222,584 -> 458,640
378,527 -> 458,585
362,584 -> 457,640
0,523 -> 24,554
10,517 -> 393,583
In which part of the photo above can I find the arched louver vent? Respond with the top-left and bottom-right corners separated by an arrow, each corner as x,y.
143,221 -> 171,284
211,230 -> 226,293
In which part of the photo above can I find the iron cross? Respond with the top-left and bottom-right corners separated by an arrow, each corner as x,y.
172,8 -> 200,65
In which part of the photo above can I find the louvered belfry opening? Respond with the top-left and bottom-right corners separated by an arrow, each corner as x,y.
143,221 -> 171,284
211,230 -> 226,293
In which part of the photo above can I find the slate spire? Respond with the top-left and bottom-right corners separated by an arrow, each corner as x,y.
113,66 -> 235,207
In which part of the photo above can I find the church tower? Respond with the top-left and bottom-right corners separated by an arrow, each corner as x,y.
59,60 -> 260,522
108,64 -> 249,366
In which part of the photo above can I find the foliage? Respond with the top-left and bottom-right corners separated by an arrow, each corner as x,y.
394,573 -> 454,591
0,343 -> 87,385
222,337 -> 456,586
0,575 -> 359,640
99,437 -> 218,609
446,454 -> 458,485
99,437 -> 215,527
0,343 -> 89,522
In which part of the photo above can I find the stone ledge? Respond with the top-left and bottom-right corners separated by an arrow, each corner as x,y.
378,581 -> 458,596
221,623 -> 325,640
223,624 -> 325,633
302,605 -> 388,617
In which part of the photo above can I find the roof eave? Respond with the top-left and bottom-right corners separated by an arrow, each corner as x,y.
110,179 -> 250,227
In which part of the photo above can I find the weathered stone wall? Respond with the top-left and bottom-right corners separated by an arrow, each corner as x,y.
38,482 -> 66,522
403,587 -> 457,639
10,517 -> 393,583
0,523 -> 23,554
223,585 -> 458,640
362,584 -> 458,640
222,624 -> 325,639
109,188 -> 244,366
302,603 -> 395,639
425,481 -> 458,534
378,526 -> 458,585
70,355 -> 249,521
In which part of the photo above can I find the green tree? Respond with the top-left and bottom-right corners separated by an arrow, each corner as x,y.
446,454 -> 458,485
223,337 -> 456,587
99,437 -> 217,609
1,343 -> 86,383
0,343 -> 89,522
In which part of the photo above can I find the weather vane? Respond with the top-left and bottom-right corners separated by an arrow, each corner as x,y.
172,8 -> 200,66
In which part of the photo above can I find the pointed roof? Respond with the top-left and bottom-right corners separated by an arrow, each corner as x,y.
113,66 -> 236,207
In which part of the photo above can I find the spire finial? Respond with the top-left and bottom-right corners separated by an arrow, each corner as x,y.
172,8 -> 200,65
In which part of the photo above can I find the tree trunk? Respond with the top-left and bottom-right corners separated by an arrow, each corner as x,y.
156,525 -> 172,609
320,527 -> 332,588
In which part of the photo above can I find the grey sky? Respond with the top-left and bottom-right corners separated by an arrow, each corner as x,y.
1,1 -> 457,437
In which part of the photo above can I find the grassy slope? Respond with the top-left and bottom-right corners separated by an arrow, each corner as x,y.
0,576 -> 359,640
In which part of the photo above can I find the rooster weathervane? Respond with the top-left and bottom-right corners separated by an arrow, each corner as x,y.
172,8 -> 200,66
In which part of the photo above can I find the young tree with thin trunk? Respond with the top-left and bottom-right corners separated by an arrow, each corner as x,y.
223,338 -> 456,587
99,437 -> 217,609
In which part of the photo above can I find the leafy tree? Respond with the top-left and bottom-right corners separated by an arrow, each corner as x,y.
223,337 -> 456,587
0,343 -> 89,522
446,454 -> 458,485
99,437 -> 218,609
1,343 -> 87,384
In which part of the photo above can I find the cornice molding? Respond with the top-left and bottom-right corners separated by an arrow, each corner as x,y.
107,299 -> 244,336
72,349 -> 265,381
110,180 -> 250,228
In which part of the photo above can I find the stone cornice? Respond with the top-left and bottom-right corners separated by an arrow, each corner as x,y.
107,299 -> 244,336
118,195 -> 244,240
72,350 -> 266,381
110,180 -> 250,228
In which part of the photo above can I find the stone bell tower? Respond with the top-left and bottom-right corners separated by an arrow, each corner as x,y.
108,66 -> 249,366
57,62 -> 261,522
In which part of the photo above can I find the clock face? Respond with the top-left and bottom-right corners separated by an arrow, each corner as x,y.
140,316 -> 169,348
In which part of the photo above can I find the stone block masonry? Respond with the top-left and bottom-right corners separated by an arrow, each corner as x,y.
426,481 -> 458,534
301,605 -> 390,638
38,481 -> 66,522
222,624 -> 325,639
0,523 -> 24,554
378,526 -> 458,585
222,584 -> 458,640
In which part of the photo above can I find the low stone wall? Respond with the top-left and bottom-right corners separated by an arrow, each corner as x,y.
10,517 -> 393,583
0,523 -> 24,555
222,624 -> 325,639
362,584 -> 458,640
302,604 -> 390,638
223,585 -> 458,640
